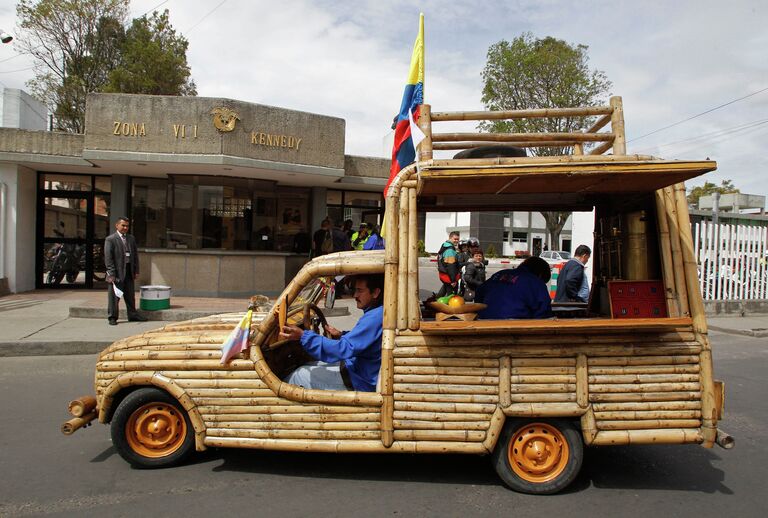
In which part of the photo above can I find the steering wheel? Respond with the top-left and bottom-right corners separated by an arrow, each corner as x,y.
302,303 -> 328,335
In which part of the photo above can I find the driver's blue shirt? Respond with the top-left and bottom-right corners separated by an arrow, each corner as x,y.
300,304 -> 383,391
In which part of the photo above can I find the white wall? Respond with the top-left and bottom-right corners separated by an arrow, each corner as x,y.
570,210 -> 595,278
424,211 -> 471,252
0,88 -> 47,130
0,164 -> 37,293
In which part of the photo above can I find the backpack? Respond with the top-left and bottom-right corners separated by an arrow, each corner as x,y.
320,231 -> 333,254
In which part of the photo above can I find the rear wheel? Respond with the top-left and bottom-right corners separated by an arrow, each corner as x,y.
111,388 -> 194,468
492,418 -> 583,494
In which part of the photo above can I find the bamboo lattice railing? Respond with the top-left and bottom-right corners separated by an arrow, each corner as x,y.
417,96 -> 626,158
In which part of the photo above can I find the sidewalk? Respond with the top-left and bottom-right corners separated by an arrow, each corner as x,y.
0,289 -> 764,357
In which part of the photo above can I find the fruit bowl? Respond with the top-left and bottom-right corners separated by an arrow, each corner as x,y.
427,301 -> 487,314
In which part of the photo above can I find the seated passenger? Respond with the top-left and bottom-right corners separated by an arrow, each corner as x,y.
475,257 -> 553,319
279,274 -> 384,391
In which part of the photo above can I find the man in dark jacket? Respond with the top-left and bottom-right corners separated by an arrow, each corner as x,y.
476,257 -> 552,319
436,231 -> 460,297
555,244 -> 591,303
105,217 -> 146,325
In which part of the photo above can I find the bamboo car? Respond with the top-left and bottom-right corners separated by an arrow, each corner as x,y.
63,97 -> 732,494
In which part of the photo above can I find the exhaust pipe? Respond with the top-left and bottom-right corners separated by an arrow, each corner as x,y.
715,429 -> 735,449
61,410 -> 97,435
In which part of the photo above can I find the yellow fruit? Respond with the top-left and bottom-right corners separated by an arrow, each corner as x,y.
448,295 -> 465,308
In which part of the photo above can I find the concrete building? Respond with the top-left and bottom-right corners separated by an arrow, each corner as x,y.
425,210 -> 574,256
0,92 -> 389,296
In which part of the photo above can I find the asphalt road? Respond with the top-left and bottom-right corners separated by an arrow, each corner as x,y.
1,331 -> 766,517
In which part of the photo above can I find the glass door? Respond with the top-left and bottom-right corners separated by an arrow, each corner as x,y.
37,174 -> 111,289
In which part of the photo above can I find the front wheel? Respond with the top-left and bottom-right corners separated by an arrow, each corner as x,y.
492,418 -> 583,494
111,388 -> 195,468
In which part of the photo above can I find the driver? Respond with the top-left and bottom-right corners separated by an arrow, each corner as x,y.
279,274 -> 384,392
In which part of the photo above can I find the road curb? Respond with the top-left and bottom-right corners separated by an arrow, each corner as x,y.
0,341 -> 109,357
708,325 -> 768,338
69,305 -> 350,321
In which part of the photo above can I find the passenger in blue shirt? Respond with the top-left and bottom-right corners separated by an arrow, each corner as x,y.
279,274 -> 384,392
476,257 -> 553,319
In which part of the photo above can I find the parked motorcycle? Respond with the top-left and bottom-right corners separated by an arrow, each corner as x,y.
46,243 -> 85,285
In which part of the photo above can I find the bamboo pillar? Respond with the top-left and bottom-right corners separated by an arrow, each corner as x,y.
397,189 -> 409,329
673,183 -> 717,448
609,96 -> 626,155
576,354 -> 588,408
655,190 -> 681,317
573,143 -> 584,155
418,103 -> 433,161
407,188 -> 420,330
381,185 -> 401,448
580,407 -> 598,445
664,187 -> 690,316
499,356 -> 511,408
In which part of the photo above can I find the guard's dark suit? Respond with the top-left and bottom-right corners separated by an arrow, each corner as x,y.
105,231 -> 140,321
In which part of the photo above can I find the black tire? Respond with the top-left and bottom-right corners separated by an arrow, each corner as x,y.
453,145 -> 527,159
65,271 -> 78,283
110,387 -> 195,469
491,418 -> 583,494
47,269 -> 64,285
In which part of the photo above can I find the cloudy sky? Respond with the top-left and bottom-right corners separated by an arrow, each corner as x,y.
0,0 -> 766,195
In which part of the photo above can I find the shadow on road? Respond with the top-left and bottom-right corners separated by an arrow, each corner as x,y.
187,442 -> 731,493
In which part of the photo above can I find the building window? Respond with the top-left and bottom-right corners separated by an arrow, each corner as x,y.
503,230 -> 510,242
132,175 -> 309,252
326,190 -> 384,229
512,231 -> 528,243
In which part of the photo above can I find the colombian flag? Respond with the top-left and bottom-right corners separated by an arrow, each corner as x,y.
386,13 -> 426,197
219,309 -> 253,364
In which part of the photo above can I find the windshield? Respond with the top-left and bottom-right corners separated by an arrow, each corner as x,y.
559,252 -> 571,259
288,277 -> 326,312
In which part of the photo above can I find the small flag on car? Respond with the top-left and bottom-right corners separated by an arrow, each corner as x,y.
220,309 -> 253,365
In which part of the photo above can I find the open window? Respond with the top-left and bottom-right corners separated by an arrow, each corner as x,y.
256,257 -> 385,397
415,157 -> 716,329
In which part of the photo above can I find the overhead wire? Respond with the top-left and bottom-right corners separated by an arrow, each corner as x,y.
627,85 -> 768,143
634,118 -> 768,154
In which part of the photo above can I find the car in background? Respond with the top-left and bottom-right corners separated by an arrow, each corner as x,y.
540,250 -> 571,264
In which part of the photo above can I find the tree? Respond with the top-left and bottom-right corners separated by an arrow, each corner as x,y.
16,0 -> 130,132
687,180 -> 740,208
480,33 -> 612,247
104,9 -> 196,96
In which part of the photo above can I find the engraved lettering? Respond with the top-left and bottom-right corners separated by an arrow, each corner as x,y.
295,138 -> 302,150
193,125 -> 197,138
113,121 -> 121,135
260,133 -> 266,145
266,134 -> 273,146
139,123 -> 146,136
281,135 -> 287,147
173,124 -> 181,138
251,132 -> 257,144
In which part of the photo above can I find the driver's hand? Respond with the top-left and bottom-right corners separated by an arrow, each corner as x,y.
323,324 -> 342,339
279,325 -> 304,341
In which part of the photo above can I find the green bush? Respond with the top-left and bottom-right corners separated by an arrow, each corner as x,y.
417,240 -> 431,257
485,244 -> 499,258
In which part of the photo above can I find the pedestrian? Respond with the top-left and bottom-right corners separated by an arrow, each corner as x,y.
362,225 -> 385,250
457,240 -> 471,267
555,244 -> 591,303
436,231 -> 461,298
351,223 -> 371,250
462,250 -> 486,302
476,257 -> 553,319
312,219 -> 333,258
105,217 -> 147,325
343,219 -> 354,240
332,220 -> 352,252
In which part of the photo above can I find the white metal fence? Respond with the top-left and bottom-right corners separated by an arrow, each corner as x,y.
693,221 -> 768,300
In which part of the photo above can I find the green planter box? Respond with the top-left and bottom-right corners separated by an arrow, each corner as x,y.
140,285 -> 171,311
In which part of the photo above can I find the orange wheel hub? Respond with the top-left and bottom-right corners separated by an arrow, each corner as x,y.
507,423 -> 570,483
125,402 -> 187,458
